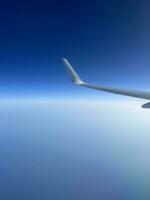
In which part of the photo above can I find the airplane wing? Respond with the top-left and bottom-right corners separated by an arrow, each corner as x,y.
62,58 -> 150,102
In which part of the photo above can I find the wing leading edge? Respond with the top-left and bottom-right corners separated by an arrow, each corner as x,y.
62,58 -> 150,101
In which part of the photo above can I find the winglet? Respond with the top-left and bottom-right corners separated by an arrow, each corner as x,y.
62,58 -> 84,85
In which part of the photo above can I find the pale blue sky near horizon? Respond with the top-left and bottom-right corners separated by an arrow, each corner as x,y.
0,101 -> 149,199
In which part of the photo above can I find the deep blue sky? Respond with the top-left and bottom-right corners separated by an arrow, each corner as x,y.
0,0 -> 150,98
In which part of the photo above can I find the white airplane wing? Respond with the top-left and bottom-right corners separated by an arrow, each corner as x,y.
62,58 -> 150,107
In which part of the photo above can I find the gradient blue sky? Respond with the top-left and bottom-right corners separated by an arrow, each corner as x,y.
0,0 -> 150,98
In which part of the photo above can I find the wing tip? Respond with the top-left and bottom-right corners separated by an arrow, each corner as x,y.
62,58 -> 84,85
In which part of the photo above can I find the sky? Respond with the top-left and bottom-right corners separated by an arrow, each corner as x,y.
0,2 -> 150,199
0,0 -> 150,99
0,100 -> 150,199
